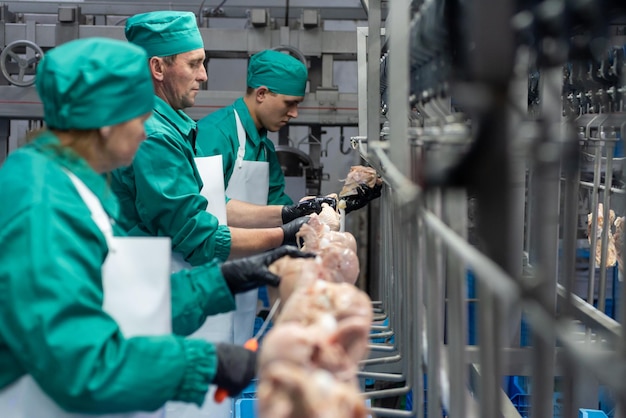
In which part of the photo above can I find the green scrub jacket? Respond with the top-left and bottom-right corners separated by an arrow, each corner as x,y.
0,132 -> 236,413
111,96 -> 231,265
196,97 -> 293,206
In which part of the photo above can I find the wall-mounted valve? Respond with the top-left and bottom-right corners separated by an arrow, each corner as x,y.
0,40 -> 44,87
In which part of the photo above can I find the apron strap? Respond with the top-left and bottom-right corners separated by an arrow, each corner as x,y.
63,169 -> 114,244
233,109 -> 246,169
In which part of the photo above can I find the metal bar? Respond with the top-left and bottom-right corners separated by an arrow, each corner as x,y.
360,354 -> 402,366
444,189 -> 468,417
0,87 -> 359,125
368,344 -> 397,352
556,284 -> 621,340
426,190 -> 443,417
369,142 -> 421,206
577,180 -> 626,195
419,209 -> 520,306
587,140 -> 603,304
368,407 -> 415,418
560,124 -> 581,414
366,0 -> 381,151
360,0 -> 369,17
356,27 -> 369,139
362,386 -> 411,399
387,0 -> 411,176
357,371 -> 406,382
524,299 -> 626,393
529,65 -> 561,418
597,142 -> 614,312
469,364 -> 523,418
414,216 -> 426,418
369,330 -> 394,339
371,324 -> 391,331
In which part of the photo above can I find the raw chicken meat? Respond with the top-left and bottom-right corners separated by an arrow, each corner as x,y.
587,203 -> 617,268
257,363 -> 367,418
298,218 -> 357,253
317,203 -> 340,231
268,256 -> 331,302
258,201 -> 371,418
276,280 -> 373,363
257,281 -> 373,418
259,322 -> 358,381
317,244 -> 360,284
338,165 -> 382,198
295,216 -> 360,284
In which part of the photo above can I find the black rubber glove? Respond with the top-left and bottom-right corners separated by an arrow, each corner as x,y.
213,342 -> 257,397
280,216 -> 310,246
343,182 -> 383,214
220,246 -> 314,294
281,196 -> 338,223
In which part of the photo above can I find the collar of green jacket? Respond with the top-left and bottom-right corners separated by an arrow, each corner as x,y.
152,95 -> 196,138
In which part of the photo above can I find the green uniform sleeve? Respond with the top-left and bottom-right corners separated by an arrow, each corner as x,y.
170,263 -> 236,336
0,199 -> 218,412
265,139 -> 294,205
127,129 -> 231,264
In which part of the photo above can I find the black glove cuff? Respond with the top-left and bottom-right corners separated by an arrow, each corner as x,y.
344,183 -> 382,213
219,262 -> 240,294
213,343 -> 257,396
281,205 -> 295,224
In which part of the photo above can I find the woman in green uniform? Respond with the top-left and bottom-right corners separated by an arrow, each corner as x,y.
0,37 -> 308,417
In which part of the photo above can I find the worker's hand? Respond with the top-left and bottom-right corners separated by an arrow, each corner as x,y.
281,196 -> 338,223
212,342 -> 257,397
280,216 -> 310,246
220,246 -> 314,293
343,182 -> 383,214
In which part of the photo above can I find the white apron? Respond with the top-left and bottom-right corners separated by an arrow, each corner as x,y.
227,110 -> 270,346
166,156 -> 233,418
0,171 -> 172,418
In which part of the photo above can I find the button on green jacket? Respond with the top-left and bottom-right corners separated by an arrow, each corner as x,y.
196,97 -> 293,205
111,96 -> 231,265
0,132 -> 236,413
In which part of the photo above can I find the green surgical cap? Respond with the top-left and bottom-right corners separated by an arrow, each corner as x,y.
125,11 -> 204,57
247,50 -> 308,97
36,37 -> 154,130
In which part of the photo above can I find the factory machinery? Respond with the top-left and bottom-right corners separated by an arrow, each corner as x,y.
357,0 -> 626,417
3,0 -> 626,417
0,0 -> 378,197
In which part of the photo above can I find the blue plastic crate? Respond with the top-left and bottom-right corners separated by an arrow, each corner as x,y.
505,376 -> 564,418
506,376 -> 530,418
235,398 -> 256,418
579,409 -> 609,418
405,376 -> 447,417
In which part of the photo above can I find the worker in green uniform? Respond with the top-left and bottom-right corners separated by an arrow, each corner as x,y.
108,12 -> 330,418
0,37 -> 310,417
110,12 -> 329,269
195,49 -> 382,351
196,49 -> 382,212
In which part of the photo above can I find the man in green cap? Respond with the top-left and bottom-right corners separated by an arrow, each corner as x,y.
197,49 -> 309,208
109,11 -> 326,418
196,49 -> 382,214
195,49 -> 382,347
